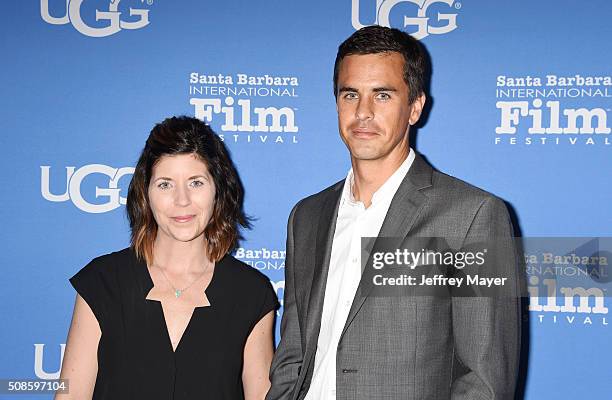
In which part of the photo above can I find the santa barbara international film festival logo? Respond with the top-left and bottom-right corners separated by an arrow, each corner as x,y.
525,238 -> 610,327
189,72 -> 300,145
40,0 -> 152,38
351,0 -> 461,40
494,74 -> 611,146
41,164 -> 134,213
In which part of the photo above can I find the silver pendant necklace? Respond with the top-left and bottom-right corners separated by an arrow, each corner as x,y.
154,261 -> 212,298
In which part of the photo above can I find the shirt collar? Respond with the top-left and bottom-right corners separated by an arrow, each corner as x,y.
341,148 -> 415,208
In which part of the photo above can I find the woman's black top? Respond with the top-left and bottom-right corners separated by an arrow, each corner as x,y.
69,247 -> 279,400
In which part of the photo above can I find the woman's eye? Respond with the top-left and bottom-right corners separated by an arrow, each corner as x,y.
157,181 -> 171,190
190,180 -> 204,188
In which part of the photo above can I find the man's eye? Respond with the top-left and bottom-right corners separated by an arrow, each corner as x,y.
376,92 -> 391,100
344,92 -> 358,100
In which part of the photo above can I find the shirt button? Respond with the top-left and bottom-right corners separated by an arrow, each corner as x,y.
331,389 -> 336,396
352,257 -> 358,263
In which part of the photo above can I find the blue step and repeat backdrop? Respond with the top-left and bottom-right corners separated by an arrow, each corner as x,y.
1,1 -> 610,398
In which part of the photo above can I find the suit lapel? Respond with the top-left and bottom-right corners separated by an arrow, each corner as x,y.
339,152 -> 433,340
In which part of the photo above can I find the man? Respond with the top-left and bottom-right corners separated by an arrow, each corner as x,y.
267,26 -> 520,400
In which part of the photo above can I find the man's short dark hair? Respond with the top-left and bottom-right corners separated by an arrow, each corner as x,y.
333,25 -> 427,104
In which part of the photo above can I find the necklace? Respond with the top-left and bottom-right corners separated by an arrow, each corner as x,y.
154,261 -> 212,298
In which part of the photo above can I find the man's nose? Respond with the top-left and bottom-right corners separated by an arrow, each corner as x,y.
356,97 -> 374,121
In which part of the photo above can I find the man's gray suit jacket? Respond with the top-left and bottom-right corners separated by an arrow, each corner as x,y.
266,152 -> 521,400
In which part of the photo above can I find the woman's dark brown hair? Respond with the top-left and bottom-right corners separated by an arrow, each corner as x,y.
127,116 -> 250,265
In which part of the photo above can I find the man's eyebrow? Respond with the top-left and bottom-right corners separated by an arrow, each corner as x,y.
373,87 -> 397,92
338,86 -> 398,93
338,86 -> 358,93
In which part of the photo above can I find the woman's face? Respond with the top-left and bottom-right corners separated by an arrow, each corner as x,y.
148,153 -> 216,244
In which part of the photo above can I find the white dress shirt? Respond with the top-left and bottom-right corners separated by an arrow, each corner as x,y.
304,149 -> 415,400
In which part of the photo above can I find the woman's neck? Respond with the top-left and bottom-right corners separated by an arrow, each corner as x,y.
151,234 -> 211,274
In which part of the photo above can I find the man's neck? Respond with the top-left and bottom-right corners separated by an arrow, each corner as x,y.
351,147 -> 410,208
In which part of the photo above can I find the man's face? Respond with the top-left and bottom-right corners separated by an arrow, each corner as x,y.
336,52 -> 425,163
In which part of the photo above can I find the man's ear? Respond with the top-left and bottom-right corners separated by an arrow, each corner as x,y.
409,93 -> 426,125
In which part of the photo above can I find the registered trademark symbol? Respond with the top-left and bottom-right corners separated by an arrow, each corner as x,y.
454,2 -> 462,9
146,0 -> 153,5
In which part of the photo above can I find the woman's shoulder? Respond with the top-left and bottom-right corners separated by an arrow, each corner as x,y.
89,247 -> 134,263
75,247 -> 138,279
217,254 -> 275,291
217,254 -> 280,320
69,247 -> 139,321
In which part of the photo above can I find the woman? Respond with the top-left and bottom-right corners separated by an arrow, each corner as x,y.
56,116 -> 279,400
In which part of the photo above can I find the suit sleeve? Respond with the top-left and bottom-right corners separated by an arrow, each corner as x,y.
450,197 -> 521,400
266,202 -> 304,400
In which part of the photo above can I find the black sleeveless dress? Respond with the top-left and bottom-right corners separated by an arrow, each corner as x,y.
69,247 -> 279,400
